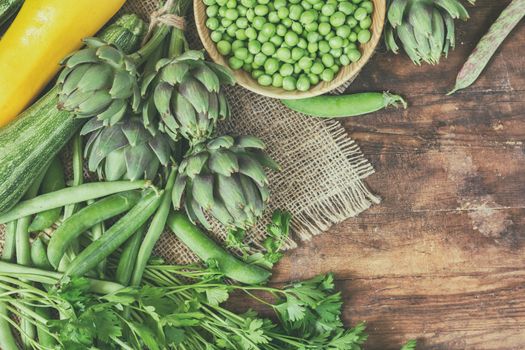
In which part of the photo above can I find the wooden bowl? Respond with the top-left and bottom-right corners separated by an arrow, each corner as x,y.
195,0 -> 386,99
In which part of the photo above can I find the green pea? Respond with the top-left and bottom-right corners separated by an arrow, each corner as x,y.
209,31 -> 221,43
296,75 -> 311,91
329,36 -> 343,49
257,75 -> 272,87
306,31 -> 320,43
226,24 -> 238,37
357,29 -> 371,43
217,0 -> 227,5
307,42 -> 318,53
251,69 -> 263,79
346,16 -> 358,28
221,18 -> 233,27
319,15 -> 329,23
361,0 -> 373,13
289,4 -> 303,20
289,0 -> 300,4
305,22 -> 318,32
232,40 -> 245,50
318,40 -> 330,53
353,26 -> 362,33
331,64 -> 340,74
223,33 -> 234,42
207,5 -> 219,17
291,47 -> 305,61
268,11 -> 280,23
321,3 -> 336,16
320,68 -> 335,81
257,32 -> 270,43
338,2 -> 356,15
330,11 -> 346,27
294,62 -> 302,74
310,61 -> 324,74
280,63 -> 294,76
345,42 -> 357,50
318,22 -> 331,36
360,17 -> 372,29
330,47 -> 342,57
336,25 -> 351,38
248,40 -> 261,54
284,31 -> 299,46
253,16 -> 266,29
342,38 -> 350,46
326,32 -> 335,40
282,18 -> 293,27
339,54 -> 350,65
235,17 -> 248,28
270,35 -> 283,46
300,10 -> 318,24
302,1 -> 313,9
274,0 -> 287,9
313,2 -> 323,10
264,57 -> 280,74
253,52 -> 267,66
236,29 -> 248,40
218,6 -> 227,17
354,7 -> 367,21
241,0 -> 256,7
351,0 -> 362,3
308,73 -> 320,85
246,8 -> 255,21
229,56 -> 244,69
204,0 -> 216,5
259,0 -> 270,4
276,47 -> 292,61
349,32 -> 357,42
298,38 -> 308,49
298,56 -> 313,70
254,4 -> 269,16
321,53 -> 334,67
276,24 -> 287,36
245,53 -> 254,64
224,8 -> 238,20
272,73 -> 284,87
291,21 -> 303,34
226,0 -> 237,8
234,47 -> 249,60
260,23 -> 275,37
245,27 -> 257,39
283,76 -> 297,90
206,17 -> 220,30
217,40 -> 232,55
347,48 -> 361,62
260,42 -> 275,55
238,5 -> 248,16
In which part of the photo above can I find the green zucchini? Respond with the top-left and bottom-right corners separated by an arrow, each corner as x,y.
0,0 -> 23,28
0,14 -> 147,213
103,13 -> 146,54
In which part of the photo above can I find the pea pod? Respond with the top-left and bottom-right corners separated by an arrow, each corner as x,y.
47,191 -> 142,269
2,221 -> 16,261
65,189 -> 163,277
0,180 -> 151,224
116,225 -> 146,286
63,133 -> 84,219
28,157 -> 66,232
449,0 -> 525,94
31,237 -> 52,271
282,92 -> 407,117
167,211 -> 271,284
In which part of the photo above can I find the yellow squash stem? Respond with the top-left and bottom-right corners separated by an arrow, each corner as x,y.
0,0 -> 126,127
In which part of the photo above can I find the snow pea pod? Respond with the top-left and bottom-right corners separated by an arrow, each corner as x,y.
282,92 -> 407,117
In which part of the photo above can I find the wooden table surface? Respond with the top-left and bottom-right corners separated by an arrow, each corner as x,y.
271,1 -> 524,349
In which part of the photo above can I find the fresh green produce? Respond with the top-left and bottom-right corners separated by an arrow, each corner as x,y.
449,0 -> 525,94
30,237 -> 53,270
283,91 -> 407,117
63,133 -> 84,219
173,135 -> 279,230
101,13 -> 146,55
0,14 -> 146,214
0,0 -> 23,27
385,0 -> 475,65
64,189 -> 163,277
115,225 -> 146,286
0,180 -> 151,224
47,191 -> 142,268
82,117 -> 176,180
57,37 -> 141,124
142,50 -> 235,144
204,0 -> 374,90
28,157 -> 66,232
167,211 -> 271,284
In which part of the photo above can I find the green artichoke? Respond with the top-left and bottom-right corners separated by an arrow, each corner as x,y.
58,38 -> 141,125
142,50 -> 235,144
172,135 -> 279,230
385,0 -> 475,65
82,117 -> 175,181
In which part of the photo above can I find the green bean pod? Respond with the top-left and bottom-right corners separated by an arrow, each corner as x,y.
1,221 -> 16,261
131,168 -> 177,287
282,92 -> 407,117
0,180 -> 151,224
0,301 -> 18,350
30,237 -> 52,271
449,0 -> 525,94
65,189 -> 164,277
63,133 -> 84,219
116,225 -> 146,286
34,307 -> 56,348
167,211 -> 271,284
47,191 -> 142,269
28,157 -> 66,232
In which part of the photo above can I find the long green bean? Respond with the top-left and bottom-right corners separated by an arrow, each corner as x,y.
0,180 -> 151,224
63,133 -> 84,219
2,221 -> 16,261
116,225 -> 146,286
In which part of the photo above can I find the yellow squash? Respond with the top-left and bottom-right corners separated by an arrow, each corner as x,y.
0,0 -> 126,127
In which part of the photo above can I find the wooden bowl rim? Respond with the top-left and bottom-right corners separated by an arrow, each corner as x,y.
194,0 -> 386,99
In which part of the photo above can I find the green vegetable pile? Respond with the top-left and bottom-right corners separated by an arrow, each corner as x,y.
204,0 -> 374,91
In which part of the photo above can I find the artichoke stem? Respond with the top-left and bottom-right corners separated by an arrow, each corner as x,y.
168,0 -> 192,58
130,25 -> 171,65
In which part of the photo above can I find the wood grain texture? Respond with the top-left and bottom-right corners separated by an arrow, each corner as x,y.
236,1 -> 525,349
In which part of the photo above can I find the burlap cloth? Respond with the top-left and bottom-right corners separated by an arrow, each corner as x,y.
0,0 -> 380,265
